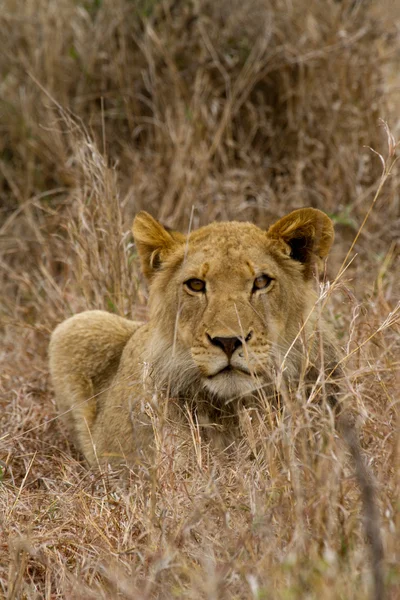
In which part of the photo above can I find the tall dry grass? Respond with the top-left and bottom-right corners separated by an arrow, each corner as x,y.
0,0 -> 399,598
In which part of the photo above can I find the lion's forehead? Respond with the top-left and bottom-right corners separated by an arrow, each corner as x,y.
181,222 -> 277,279
188,221 -> 266,248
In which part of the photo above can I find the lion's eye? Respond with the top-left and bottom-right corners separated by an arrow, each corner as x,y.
253,274 -> 272,291
184,278 -> 206,293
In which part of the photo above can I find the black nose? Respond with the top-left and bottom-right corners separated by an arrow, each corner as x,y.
209,335 -> 243,360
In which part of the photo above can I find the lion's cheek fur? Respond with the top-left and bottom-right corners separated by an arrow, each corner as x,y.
148,272 -> 183,338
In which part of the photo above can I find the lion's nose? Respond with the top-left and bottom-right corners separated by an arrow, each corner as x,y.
208,333 -> 252,360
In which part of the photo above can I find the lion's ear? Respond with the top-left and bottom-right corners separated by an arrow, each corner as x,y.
132,211 -> 184,280
267,208 -> 334,277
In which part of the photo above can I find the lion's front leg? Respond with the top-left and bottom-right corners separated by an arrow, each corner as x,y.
90,379 -> 155,467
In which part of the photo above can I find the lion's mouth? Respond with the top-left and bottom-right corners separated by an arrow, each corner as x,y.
207,365 -> 251,378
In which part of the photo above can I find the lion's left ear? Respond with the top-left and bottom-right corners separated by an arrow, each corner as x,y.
267,208 -> 334,276
132,211 -> 185,280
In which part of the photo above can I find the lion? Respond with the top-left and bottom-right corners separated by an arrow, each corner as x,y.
49,207 -> 340,466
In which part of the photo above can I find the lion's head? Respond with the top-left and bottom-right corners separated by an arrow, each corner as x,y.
132,209 -> 334,400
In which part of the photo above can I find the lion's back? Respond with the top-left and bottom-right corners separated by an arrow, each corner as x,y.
49,310 -> 145,456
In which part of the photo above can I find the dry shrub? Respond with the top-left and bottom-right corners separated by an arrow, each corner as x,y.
1,0 -> 399,598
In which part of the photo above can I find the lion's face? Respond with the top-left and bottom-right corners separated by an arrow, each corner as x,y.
156,223 -> 308,399
133,209 -> 334,400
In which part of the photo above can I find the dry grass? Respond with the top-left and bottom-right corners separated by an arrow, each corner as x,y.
1,0 -> 400,598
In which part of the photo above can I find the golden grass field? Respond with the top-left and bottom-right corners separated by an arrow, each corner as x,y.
1,1 -> 399,598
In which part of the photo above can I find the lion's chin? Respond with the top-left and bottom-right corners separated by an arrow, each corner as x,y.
202,368 -> 260,399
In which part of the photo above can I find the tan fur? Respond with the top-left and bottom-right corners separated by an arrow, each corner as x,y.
49,208 -> 339,466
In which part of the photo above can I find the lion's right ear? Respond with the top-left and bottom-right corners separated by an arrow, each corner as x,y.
132,211 -> 185,280
266,208 -> 334,278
